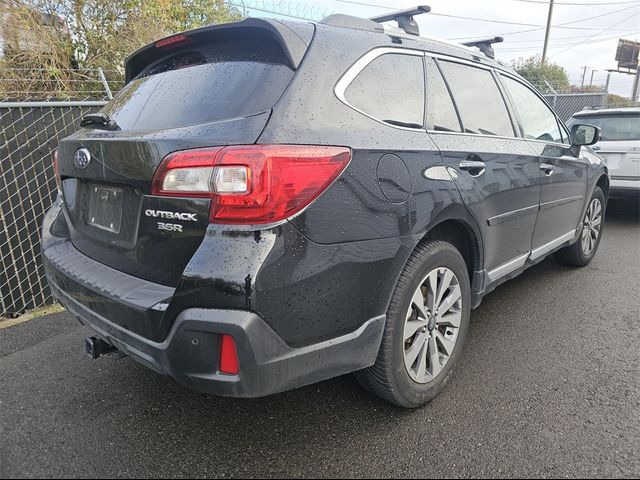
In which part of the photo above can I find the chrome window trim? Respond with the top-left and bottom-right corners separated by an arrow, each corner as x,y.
335,48 -> 572,147
426,130 -> 531,142
334,47 -> 427,133
427,52 -> 495,71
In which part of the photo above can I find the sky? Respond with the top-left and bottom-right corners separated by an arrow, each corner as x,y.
236,0 -> 640,97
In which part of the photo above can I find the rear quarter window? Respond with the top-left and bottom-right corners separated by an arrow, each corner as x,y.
342,52 -> 425,129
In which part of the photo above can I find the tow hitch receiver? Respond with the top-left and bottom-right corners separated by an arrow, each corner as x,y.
85,336 -> 117,359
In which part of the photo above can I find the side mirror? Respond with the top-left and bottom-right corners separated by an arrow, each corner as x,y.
571,124 -> 600,147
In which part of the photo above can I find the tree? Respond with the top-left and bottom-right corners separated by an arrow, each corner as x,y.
607,93 -> 635,107
512,55 -> 571,93
0,0 -> 243,99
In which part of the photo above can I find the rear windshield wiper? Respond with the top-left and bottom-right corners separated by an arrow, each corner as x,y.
80,112 -> 120,131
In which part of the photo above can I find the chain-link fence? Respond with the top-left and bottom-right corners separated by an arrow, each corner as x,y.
0,68 -> 123,102
544,93 -> 609,121
529,81 -> 609,121
0,101 -> 108,317
0,68 -> 113,317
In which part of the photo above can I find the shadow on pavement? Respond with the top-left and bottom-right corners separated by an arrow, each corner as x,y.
606,194 -> 640,224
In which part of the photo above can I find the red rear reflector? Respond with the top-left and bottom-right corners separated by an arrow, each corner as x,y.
219,335 -> 239,375
152,145 -> 352,224
155,34 -> 191,49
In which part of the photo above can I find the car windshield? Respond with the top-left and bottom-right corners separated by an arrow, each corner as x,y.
568,114 -> 640,141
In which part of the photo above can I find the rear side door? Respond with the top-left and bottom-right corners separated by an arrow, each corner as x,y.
498,74 -> 588,260
426,57 -> 541,280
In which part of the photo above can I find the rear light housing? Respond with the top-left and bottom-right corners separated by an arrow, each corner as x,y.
152,145 -> 352,225
154,34 -> 192,49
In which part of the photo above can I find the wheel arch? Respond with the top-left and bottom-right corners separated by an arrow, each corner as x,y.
596,173 -> 610,199
416,209 -> 485,304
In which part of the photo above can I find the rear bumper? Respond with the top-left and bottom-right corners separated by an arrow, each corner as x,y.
610,177 -> 640,193
42,201 -> 385,397
48,276 -> 384,397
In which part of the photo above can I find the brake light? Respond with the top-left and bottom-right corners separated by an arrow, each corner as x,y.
154,34 -> 192,49
152,145 -> 352,224
52,148 -> 61,192
219,335 -> 239,375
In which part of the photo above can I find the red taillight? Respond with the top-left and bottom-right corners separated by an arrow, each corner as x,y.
152,145 -> 352,224
52,148 -> 61,191
155,34 -> 192,49
219,335 -> 239,375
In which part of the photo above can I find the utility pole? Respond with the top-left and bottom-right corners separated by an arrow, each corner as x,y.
605,72 -> 611,93
581,65 -> 588,88
590,69 -> 596,86
633,68 -> 640,102
542,0 -> 555,64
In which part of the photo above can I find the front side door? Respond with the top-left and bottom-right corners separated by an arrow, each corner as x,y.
427,58 -> 541,280
499,74 -> 588,260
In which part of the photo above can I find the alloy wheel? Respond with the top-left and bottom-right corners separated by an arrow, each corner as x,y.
581,198 -> 602,256
403,267 -> 463,384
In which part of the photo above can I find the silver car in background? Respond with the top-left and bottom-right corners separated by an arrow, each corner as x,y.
569,107 -> 640,195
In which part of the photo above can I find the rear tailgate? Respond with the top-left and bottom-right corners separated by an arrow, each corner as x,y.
56,19 -> 314,287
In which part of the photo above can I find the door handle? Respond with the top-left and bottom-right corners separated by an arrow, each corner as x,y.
459,160 -> 486,177
540,163 -> 555,175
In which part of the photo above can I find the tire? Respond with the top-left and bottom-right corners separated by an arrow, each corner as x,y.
355,240 -> 471,408
555,187 -> 606,267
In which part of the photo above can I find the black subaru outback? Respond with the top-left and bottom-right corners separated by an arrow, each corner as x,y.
42,7 -> 608,407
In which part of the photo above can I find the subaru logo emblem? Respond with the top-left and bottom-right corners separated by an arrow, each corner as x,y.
74,148 -> 91,169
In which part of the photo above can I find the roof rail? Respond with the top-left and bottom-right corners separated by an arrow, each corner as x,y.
462,36 -> 504,59
369,6 -> 431,36
322,7 -> 505,60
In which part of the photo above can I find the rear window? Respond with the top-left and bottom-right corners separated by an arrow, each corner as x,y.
101,36 -> 295,131
567,114 -> 640,141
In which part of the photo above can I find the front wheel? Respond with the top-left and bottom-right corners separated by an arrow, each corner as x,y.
555,187 -> 606,267
355,240 -> 471,408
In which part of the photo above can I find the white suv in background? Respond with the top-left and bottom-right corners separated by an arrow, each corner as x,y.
569,107 -> 640,195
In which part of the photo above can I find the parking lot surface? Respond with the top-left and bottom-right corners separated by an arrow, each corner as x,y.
1,198 -> 639,479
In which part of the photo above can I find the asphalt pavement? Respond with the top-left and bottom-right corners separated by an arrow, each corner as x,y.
1,197 -> 639,479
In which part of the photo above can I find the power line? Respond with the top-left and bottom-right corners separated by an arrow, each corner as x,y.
429,6 -> 640,30
509,0 -> 640,5
333,0 -> 639,32
498,30 -> 639,51
448,2 -> 640,39
549,9 -> 640,57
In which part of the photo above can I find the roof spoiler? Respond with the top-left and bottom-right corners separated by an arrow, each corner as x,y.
124,18 -> 313,83
462,36 -> 504,59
